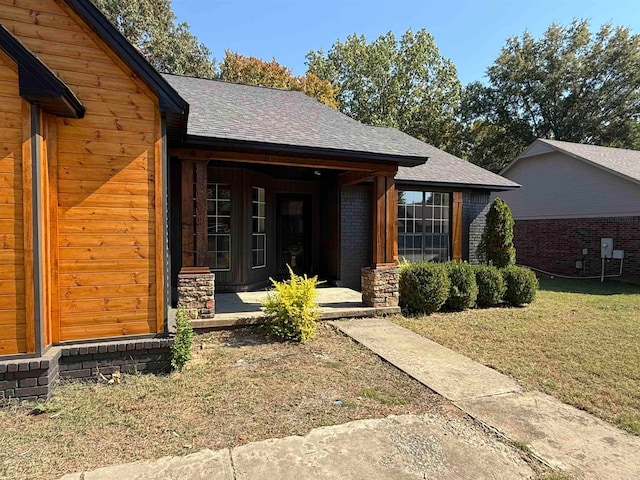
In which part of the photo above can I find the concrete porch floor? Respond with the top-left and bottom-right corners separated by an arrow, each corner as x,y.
190,287 -> 400,329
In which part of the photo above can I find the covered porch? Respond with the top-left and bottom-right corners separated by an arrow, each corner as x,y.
187,286 -> 400,329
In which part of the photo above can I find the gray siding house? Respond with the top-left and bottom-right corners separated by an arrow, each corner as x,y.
496,139 -> 640,279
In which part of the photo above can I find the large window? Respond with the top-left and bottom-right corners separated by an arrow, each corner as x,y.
207,183 -> 231,270
252,187 -> 266,268
398,191 -> 450,262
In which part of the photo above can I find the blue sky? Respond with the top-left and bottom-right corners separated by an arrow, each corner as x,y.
172,0 -> 639,85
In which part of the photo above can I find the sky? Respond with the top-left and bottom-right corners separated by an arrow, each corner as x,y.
172,0 -> 639,86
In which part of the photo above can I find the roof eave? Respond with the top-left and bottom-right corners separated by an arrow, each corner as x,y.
395,178 -> 521,191
182,135 -> 427,167
63,0 -> 188,116
0,25 -> 85,118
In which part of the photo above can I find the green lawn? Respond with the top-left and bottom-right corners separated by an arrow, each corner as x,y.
393,277 -> 640,435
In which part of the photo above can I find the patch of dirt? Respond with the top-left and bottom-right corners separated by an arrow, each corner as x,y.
0,324 -> 446,480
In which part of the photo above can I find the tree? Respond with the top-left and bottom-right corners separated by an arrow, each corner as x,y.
306,29 -> 462,150
477,198 -> 516,268
92,0 -> 216,78
463,20 -> 640,172
218,51 -> 338,108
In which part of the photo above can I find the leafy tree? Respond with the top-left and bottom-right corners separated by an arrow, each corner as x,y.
477,198 -> 516,268
219,51 -> 338,108
92,0 -> 216,78
306,29 -> 462,150
463,20 -> 640,172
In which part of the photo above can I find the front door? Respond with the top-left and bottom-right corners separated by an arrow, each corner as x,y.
277,195 -> 311,275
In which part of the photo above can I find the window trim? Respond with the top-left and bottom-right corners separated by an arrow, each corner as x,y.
207,183 -> 232,272
251,186 -> 267,269
398,189 -> 452,263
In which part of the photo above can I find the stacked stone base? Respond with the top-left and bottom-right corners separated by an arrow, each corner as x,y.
177,267 -> 215,319
361,266 -> 399,308
0,337 -> 172,403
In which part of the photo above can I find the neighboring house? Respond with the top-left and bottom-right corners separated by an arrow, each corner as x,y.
496,139 -> 640,279
0,0 -> 515,400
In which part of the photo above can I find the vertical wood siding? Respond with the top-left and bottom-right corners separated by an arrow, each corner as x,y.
0,51 -> 26,354
0,0 -> 161,342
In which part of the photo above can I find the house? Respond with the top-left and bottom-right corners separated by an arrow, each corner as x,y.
496,139 -> 640,279
0,0 -> 516,401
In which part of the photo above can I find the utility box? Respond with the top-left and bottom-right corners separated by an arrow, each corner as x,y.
613,250 -> 625,259
601,238 -> 614,258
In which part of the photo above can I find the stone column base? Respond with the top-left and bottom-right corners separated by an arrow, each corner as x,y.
177,267 -> 215,319
361,266 -> 399,307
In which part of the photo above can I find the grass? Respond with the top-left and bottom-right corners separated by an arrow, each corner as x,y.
393,277 -> 640,435
0,324 -> 445,480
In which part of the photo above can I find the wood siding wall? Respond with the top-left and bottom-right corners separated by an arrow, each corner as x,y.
0,0 -> 162,343
0,51 -> 26,355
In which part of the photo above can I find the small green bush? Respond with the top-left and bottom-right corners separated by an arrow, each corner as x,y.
399,261 -> 450,315
502,266 -> 539,306
171,306 -> 194,371
262,266 -> 320,342
474,265 -> 506,307
445,261 -> 478,311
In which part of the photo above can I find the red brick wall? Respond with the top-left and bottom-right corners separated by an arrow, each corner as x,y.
514,217 -> 639,280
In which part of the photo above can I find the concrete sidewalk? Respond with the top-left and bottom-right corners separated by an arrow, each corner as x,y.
333,318 -> 640,480
61,413 -> 535,479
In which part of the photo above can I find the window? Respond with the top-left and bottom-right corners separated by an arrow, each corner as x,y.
398,190 -> 450,262
252,187 -> 266,268
207,183 -> 231,270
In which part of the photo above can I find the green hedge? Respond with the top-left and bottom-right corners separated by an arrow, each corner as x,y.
502,266 -> 539,306
399,261 -> 450,315
445,261 -> 478,311
474,265 -> 506,307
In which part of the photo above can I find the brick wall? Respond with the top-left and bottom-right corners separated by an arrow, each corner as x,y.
340,186 -> 372,290
463,191 -> 491,264
0,338 -> 172,403
515,217 -> 639,279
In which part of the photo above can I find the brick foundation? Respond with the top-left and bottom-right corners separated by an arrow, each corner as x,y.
177,267 -> 215,319
0,338 -> 172,403
361,266 -> 399,307
515,217 -> 639,279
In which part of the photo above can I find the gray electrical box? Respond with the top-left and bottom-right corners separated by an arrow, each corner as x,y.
613,250 -> 624,259
601,238 -> 614,258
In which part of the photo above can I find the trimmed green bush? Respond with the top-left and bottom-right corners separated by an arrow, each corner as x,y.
502,266 -> 539,306
399,261 -> 450,315
445,261 -> 478,311
474,265 -> 506,307
171,306 -> 194,371
262,266 -> 320,342
477,198 -> 516,268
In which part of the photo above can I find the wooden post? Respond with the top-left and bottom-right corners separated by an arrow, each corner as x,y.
452,191 -> 463,262
194,162 -> 208,266
372,174 -> 398,267
181,159 -> 194,266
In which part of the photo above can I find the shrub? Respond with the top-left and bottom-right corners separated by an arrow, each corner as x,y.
445,261 -> 478,311
502,266 -> 539,306
474,265 -> 506,307
399,261 -> 450,315
171,306 -> 194,371
477,198 -> 516,268
262,266 -> 320,342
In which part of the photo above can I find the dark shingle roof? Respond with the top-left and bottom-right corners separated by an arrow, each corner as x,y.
520,139 -> 640,185
394,134 -> 520,190
164,73 -> 519,189
163,74 -> 432,165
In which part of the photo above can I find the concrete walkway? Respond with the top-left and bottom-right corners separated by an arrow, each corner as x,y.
333,318 -> 640,480
61,414 -> 534,480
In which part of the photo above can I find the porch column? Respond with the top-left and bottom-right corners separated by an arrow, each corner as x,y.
452,191 -> 463,262
362,174 -> 399,308
181,159 -> 208,267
